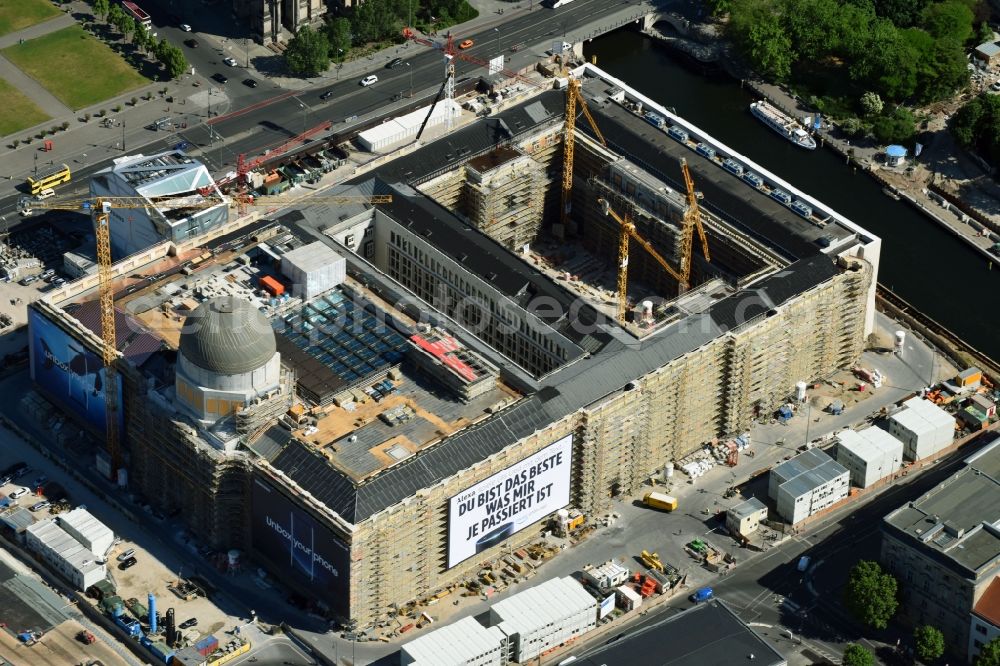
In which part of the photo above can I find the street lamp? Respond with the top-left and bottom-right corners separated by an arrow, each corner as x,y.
406,62 -> 412,98
122,120 -> 126,152
297,101 -> 307,133
494,27 -> 500,56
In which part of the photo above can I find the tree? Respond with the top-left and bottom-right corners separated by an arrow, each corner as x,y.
159,44 -> 188,79
842,643 -> 875,666
920,1 -> 974,43
285,25 -> 329,77
873,106 -> 916,144
860,91 -> 884,116
950,96 -> 986,147
840,116 -> 865,136
876,0 -> 931,28
845,560 -> 898,629
914,625 -> 945,663
135,24 -> 149,52
121,15 -> 135,43
729,0 -> 794,80
325,17 -> 352,60
782,0 -> 839,60
93,0 -> 110,22
978,637 -> 1000,666
977,21 -> 994,45
107,3 -> 124,31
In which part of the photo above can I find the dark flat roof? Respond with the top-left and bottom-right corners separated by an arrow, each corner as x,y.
576,599 -> 785,666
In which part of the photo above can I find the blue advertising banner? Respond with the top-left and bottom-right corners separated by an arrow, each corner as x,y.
29,307 -> 122,436
250,476 -> 351,618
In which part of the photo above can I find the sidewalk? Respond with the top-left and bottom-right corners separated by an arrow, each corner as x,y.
0,11 -> 75,49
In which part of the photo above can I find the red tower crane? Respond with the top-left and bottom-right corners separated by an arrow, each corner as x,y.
204,120 -> 333,210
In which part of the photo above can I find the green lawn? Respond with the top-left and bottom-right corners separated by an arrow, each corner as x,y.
0,0 -> 62,38
0,77 -> 49,136
2,25 -> 148,110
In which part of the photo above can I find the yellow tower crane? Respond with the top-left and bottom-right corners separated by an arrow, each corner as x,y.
599,198 -> 685,325
679,158 -> 711,288
562,78 -> 606,228
19,192 -> 391,480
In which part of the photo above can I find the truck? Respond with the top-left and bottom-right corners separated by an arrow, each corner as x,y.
642,491 -> 678,512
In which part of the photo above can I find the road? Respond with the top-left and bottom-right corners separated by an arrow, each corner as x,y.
0,0 -> 652,227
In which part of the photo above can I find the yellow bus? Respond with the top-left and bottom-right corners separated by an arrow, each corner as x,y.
26,164 -> 71,196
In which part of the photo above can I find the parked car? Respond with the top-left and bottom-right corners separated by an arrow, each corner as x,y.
386,57 -> 403,69
992,81 -> 1000,92
243,78 -> 258,88
33,475 -> 47,488
184,38 -> 199,48
117,548 -> 135,562
179,618 -> 198,629
180,23 -> 192,32
9,487 -> 28,499
223,57 -> 238,67
320,90 -> 335,100
30,500 -> 50,512
118,556 -> 138,570
212,73 -> 228,84
360,75 -> 378,86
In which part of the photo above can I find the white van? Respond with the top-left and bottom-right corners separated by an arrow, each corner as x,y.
35,188 -> 55,200
360,75 -> 378,87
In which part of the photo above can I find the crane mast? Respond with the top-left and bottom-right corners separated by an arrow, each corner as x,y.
94,201 -> 122,480
679,158 -> 711,291
561,78 -> 606,228
600,198 -> 684,325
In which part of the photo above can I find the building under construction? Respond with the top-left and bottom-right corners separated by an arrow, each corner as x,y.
26,65 -> 879,628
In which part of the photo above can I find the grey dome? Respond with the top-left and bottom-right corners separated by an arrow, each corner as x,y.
179,297 -> 276,375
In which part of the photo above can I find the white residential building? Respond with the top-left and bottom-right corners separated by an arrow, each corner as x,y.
835,427 -> 904,488
492,576 -> 598,662
769,448 -> 849,525
583,560 -> 631,590
400,616 -> 506,666
726,497 -> 768,537
888,397 -> 955,461
56,508 -> 115,557
25,519 -> 106,590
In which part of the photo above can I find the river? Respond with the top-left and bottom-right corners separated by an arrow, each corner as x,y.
584,31 -> 1000,363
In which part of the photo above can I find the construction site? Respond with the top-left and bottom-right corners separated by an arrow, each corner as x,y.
19,61 -> 880,631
